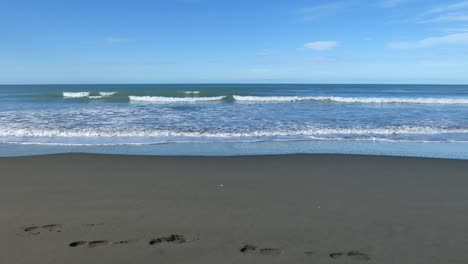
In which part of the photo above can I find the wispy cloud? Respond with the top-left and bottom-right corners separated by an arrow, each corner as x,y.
380,0 -> 419,8
293,2 -> 349,21
389,32 -> 468,49
304,41 -> 339,51
424,1 -> 468,15
418,1 -> 468,23
106,37 -> 129,43
425,13 -> 468,23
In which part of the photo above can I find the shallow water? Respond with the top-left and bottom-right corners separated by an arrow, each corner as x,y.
1,84 -> 468,158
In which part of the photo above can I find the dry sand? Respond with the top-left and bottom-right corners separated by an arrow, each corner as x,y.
1,153 -> 468,264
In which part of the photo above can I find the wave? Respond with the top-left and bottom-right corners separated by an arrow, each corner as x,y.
232,95 -> 468,104
1,126 -> 468,138
233,95 -> 313,102
63,92 -> 90,98
128,96 -> 226,102
99,92 -> 117,96
61,93 -> 468,105
5,138 -> 468,147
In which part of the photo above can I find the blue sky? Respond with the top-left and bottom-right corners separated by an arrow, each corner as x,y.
1,0 -> 468,84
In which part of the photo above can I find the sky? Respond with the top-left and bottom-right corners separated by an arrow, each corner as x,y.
1,0 -> 468,84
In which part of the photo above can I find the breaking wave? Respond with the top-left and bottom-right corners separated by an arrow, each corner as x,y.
233,95 -> 468,104
128,96 -> 226,102
1,126 -> 468,138
63,91 -> 116,99
63,92 -> 90,98
99,92 -> 117,96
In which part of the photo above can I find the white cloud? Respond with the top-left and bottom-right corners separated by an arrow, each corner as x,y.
304,41 -> 339,51
106,37 -> 129,43
389,32 -> 468,49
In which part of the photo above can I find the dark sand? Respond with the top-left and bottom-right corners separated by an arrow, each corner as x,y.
1,153 -> 468,264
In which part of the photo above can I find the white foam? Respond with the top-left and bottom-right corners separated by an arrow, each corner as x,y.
233,95 -> 312,102
1,126 -> 467,138
318,96 -> 468,104
183,91 -> 200,94
233,95 -> 468,104
99,92 -> 117,96
129,96 -> 225,102
88,96 -> 103,99
63,92 -> 90,98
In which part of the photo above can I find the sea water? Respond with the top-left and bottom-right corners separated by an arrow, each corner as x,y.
1,84 -> 467,158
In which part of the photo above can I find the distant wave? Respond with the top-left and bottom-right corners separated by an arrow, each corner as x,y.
233,95 -> 468,104
63,92 -> 90,98
129,96 -> 226,102
61,93 -> 468,104
99,92 -> 117,96
233,95 -> 312,102
63,91 -> 116,99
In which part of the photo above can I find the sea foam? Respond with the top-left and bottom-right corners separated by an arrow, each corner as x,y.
129,96 -> 226,102
233,95 -> 468,104
63,92 -> 90,98
1,126 -> 467,138
99,92 -> 117,96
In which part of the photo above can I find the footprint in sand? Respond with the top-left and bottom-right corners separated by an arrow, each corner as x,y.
23,224 -> 62,235
240,244 -> 257,253
329,250 -> 371,261
69,240 -> 110,248
149,234 -> 188,245
88,240 -> 109,248
240,244 -> 282,255
69,241 -> 87,247
113,240 -> 136,245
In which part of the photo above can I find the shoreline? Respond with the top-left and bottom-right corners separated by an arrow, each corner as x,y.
3,152 -> 468,160
2,140 -> 468,160
2,153 -> 468,263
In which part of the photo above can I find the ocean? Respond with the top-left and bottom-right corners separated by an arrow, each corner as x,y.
1,84 -> 468,158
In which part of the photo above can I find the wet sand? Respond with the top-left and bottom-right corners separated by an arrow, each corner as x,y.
1,153 -> 468,264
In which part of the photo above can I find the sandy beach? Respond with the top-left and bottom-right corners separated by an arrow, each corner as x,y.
1,153 -> 468,264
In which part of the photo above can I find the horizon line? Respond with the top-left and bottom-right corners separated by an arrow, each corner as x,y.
1,82 -> 468,86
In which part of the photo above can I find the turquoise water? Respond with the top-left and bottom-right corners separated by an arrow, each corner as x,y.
1,84 -> 468,158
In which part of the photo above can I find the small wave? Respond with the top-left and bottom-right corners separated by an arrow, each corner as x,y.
233,95 -> 468,104
128,96 -> 225,102
233,95 -> 313,102
183,91 -> 200,94
1,126 -> 468,138
63,92 -> 90,98
88,96 -> 103,99
99,92 -> 117,96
